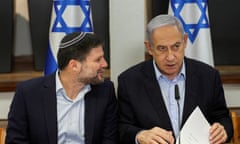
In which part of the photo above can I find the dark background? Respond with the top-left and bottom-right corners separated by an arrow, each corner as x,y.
0,0 -> 13,72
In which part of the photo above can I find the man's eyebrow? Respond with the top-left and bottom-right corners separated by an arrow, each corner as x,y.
156,42 -> 182,47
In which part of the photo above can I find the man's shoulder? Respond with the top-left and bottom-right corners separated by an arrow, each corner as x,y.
90,80 -> 116,100
185,58 -> 218,75
118,60 -> 152,78
16,73 -> 55,89
91,79 -> 114,89
102,79 -> 114,87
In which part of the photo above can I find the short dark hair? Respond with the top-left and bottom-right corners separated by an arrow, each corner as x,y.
57,32 -> 103,70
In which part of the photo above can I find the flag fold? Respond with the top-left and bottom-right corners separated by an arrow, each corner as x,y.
169,0 -> 214,66
44,0 -> 93,75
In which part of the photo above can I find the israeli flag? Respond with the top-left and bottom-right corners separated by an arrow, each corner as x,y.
44,0 -> 93,75
169,0 -> 214,66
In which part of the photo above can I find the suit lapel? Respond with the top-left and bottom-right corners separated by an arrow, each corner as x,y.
142,59 -> 201,132
84,88 -> 97,144
181,59 -> 199,127
142,60 -> 173,130
42,74 -> 58,144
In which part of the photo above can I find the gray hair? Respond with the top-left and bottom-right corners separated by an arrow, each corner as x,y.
146,14 -> 185,44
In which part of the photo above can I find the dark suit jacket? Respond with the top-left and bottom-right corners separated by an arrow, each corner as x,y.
6,73 -> 118,144
118,58 -> 233,144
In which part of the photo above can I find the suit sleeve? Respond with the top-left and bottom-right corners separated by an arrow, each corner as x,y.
118,75 -> 142,144
210,70 -> 233,142
6,85 -> 30,144
101,82 -> 119,144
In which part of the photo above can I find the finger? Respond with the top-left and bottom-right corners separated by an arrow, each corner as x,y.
152,135 -> 169,144
210,130 -> 224,144
209,124 -> 219,141
156,131 -> 174,144
151,127 -> 174,144
153,133 -> 175,144
209,124 -> 227,144
210,123 -> 222,138
152,127 -> 172,138
160,132 -> 174,144
136,129 -> 167,144
209,123 -> 219,133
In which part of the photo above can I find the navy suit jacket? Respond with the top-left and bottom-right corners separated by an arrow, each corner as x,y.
118,58 -> 233,144
6,73 -> 118,144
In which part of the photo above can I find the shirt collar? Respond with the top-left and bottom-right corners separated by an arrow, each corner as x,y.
56,71 -> 63,93
153,60 -> 186,81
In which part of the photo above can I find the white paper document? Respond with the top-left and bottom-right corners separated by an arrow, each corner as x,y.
176,106 -> 210,144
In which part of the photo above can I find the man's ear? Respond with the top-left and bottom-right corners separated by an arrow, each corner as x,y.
183,34 -> 188,49
144,41 -> 153,56
69,59 -> 81,71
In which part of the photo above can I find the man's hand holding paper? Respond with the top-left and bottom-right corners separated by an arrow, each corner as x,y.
176,106 -> 228,144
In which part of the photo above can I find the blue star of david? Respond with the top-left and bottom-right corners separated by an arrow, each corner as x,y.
52,0 -> 93,34
170,0 -> 209,43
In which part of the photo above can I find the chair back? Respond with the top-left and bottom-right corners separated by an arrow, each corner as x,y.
0,128 -> 6,144
231,111 -> 239,144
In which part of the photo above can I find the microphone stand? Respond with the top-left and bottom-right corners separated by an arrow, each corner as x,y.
175,84 -> 181,144
176,98 -> 181,144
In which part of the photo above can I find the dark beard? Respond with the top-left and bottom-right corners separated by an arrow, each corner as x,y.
80,75 -> 105,85
90,76 -> 105,85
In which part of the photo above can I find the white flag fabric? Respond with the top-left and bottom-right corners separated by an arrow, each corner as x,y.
168,0 -> 214,66
44,0 -> 93,75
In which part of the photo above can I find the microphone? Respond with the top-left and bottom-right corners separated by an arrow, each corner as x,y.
175,84 -> 180,100
175,84 -> 181,144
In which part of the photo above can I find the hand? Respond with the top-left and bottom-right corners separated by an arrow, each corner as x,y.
136,127 -> 174,144
209,123 -> 227,144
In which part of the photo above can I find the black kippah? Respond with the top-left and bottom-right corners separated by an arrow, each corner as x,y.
59,32 -> 86,49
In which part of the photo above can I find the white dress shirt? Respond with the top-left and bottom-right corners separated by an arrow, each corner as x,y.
56,72 -> 91,144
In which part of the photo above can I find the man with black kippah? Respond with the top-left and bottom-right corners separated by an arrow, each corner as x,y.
6,32 -> 118,144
